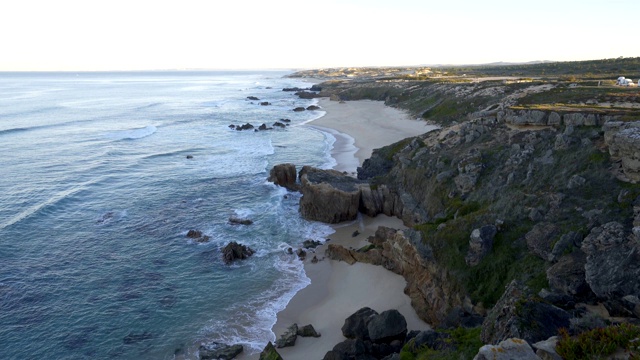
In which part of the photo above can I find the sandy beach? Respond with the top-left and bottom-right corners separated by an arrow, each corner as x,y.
242,98 -> 436,359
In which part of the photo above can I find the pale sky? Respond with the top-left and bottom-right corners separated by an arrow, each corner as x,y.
0,0 -> 638,71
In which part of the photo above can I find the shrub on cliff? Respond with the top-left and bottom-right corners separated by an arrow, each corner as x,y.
556,324 -> 640,360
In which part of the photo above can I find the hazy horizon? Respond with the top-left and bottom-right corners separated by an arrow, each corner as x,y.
2,0 -> 638,72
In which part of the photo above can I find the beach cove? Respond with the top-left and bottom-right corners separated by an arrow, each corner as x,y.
244,98 -> 438,359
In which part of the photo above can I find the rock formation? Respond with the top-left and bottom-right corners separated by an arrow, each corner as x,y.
222,242 -> 255,264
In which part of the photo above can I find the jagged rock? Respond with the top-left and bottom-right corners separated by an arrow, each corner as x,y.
293,107 -> 306,112
465,225 -> 497,266
280,118 -> 291,123
604,121 -> 640,182
186,229 -> 210,243
549,231 -> 581,262
367,310 -> 407,343
306,105 -> 321,110
273,121 -> 286,128
329,339 -> 366,359
302,239 -> 322,249
546,251 -> 590,297
275,323 -> 298,348
581,221 -> 640,299
532,336 -> 562,360
258,123 -> 271,131
342,307 -> 378,340
525,222 -> 560,260
473,338 -> 539,360
198,343 -> 243,360
228,216 -> 253,225
235,123 -> 254,131
481,281 -> 570,345
326,244 -> 358,265
297,324 -> 321,337
259,342 -> 283,360
298,166 -> 363,223
268,163 -> 299,191
247,96 -> 259,100
222,242 -> 255,264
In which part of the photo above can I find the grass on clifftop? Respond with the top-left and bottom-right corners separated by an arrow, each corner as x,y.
556,324 -> 640,360
400,327 -> 483,360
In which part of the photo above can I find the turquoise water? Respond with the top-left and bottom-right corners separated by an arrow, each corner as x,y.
0,71 -> 334,359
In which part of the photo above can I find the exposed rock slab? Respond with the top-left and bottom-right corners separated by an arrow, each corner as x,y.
473,338 -> 540,360
298,166 -> 363,223
268,163 -> 299,191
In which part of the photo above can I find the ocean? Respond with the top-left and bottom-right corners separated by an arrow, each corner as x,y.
0,71 -> 336,359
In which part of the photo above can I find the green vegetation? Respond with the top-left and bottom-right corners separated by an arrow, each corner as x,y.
399,327 -> 483,360
556,324 -> 640,360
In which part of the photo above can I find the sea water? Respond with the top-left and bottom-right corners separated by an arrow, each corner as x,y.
0,71 -> 335,359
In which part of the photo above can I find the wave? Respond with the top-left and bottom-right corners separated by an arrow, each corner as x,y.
106,125 -> 157,141
0,117 -> 103,137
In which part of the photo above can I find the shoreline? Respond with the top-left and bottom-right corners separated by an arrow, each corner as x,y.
245,98 -> 436,359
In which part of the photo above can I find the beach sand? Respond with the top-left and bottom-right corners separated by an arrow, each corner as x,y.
242,99 -> 436,359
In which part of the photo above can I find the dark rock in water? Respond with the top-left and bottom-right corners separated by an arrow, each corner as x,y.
260,102 -> 270,106
186,229 -> 210,243
273,121 -> 286,128
235,123 -> 254,131
123,331 -> 152,344
199,342 -> 243,360
275,323 -> 298,348
247,96 -> 260,100
222,242 -> 255,264
280,118 -> 291,123
297,324 -> 321,337
311,255 -> 319,263
283,87 -> 308,92
258,123 -> 272,131
481,280 -> 570,344
287,247 -> 293,255
367,310 -> 407,344
342,307 -> 378,340
228,124 -> 236,129
352,230 -> 360,237
186,155 -> 194,159
228,216 -> 253,225
259,342 -> 283,360
306,105 -> 321,111
302,239 -> 322,249
296,248 -> 306,260
268,163 -> 299,191
293,107 -> 306,112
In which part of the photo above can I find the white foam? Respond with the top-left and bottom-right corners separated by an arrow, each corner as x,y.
106,125 -> 157,140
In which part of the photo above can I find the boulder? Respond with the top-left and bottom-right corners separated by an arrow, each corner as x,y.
465,225 -> 497,266
246,96 -> 260,100
186,229 -> 210,243
275,323 -> 298,348
525,222 -> 560,260
406,330 -> 451,352
296,248 -> 306,260
302,239 -> 322,249
228,216 -> 253,225
198,343 -> 243,360
293,107 -> 306,112
222,242 -> 255,264
259,102 -> 270,106
473,338 -> 539,360
329,339 -> 366,359
297,324 -> 321,337
367,310 -> 407,343
532,336 -> 562,360
235,123 -> 254,131
298,166 -> 363,223
581,221 -> 640,299
306,105 -> 321,111
549,231 -> 581,262
546,251 -> 590,297
481,281 -> 570,345
268,163 -> 299,191
273,121 -> 286,128
259,342 -> 283,360
342,307 -> 378,340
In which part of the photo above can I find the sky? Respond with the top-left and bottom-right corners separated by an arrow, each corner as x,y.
0,0 -> 638,71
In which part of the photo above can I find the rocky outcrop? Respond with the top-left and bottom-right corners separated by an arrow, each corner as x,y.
525,223 -> 560,261
222,242 -> 255,264
498,109 -> 608,127
275,323 -> 298,348
465,225 -> 497,266
327,227 -> 463,326
604,121 -> 640,182
228,216 -> 253,225
546,251 -> 590,298
473,338 -> 540,360
199,343 -> 243,360
306,105 -> 321,110
297,324 -> 321,338
481,281 -> 570,345
342,307 -> 378,340
259,342 -> 282,360
293,107 -> 306,112
186,229 -> 210,243
298,166 -> 363,223
581,221 -> 640,299
367,310 -> 407,343
268,163 -> 299,191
